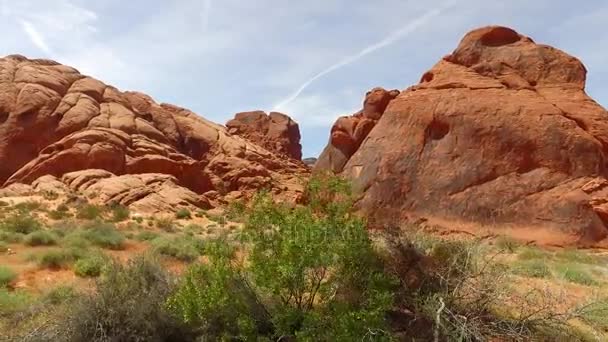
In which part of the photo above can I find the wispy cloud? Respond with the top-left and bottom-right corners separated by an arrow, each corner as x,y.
19,19 -> 52,54
272,0 -> 457,111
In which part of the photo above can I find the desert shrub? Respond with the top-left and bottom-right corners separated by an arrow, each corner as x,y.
156,217 -> 175,232
24,230 -> 58,246
0,200 -> 9,207
133,216 -> 144,223
0,230 -> 23,243
168,175 -> 396,340
0,213 -> 42,234
175,208 -> 192,220
0,289 -> 31,316
36,249 -> 75,269
14,201 -> 43,213
135,230 -> 160,241
0,266 -> 17,288
511,259 -> 552,278
207,213 -> 227,226
495,236 -> 520,253
76,204 -> 104,220
554,263 -> 598,286
81,221 -> 125,250
0,241 -> 7,253
517,246 -> 550,260
48,209 -> 72,220
225,200 -> 247,222
43,285 -> 78,305
555,249 -> 602,265
111,204 -> 130,222
74,253 -> 109,278
42,190 -> 60,201
61,256 -> 196,341
152,235 -> 204,262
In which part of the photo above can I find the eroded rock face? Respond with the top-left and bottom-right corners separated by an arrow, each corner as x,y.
0,55 -> 307,210
314,87 -> 400,173
226,111 -> 302,160
322,26 -> 608,243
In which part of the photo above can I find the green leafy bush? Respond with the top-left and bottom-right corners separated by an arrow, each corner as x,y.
0,289 -> 31,316
168,175 -> 396,340
175,208 -> 192,220
24,230 -> 58,246
0,266 -> 17,288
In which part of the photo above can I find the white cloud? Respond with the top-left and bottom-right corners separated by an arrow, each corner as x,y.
19,20 -> 52,54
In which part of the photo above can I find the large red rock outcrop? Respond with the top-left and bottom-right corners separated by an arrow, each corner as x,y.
317,26 -> 608,243
226,111 -> 302,160
0,55 -> 307,210
315,87 -> 400,172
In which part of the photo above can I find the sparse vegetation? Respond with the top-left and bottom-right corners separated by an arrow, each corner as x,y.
155,217 -> 175,232
76,204 -> 104,220
36,249 -> 74,269
74,253 -> 109,278
135,230 -> 160,241
24,230 -> 58,246
80,221 -> 126,250
0,266 -> 17,288
0,213 -> 42,234
111,204 -> 130,222
554,263 -> 599,286
512,259 -> 552,278
152,235 -> 204,261
175,208 -> 192,220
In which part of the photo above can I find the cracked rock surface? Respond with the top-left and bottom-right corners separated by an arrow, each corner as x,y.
321,26 -> 608,243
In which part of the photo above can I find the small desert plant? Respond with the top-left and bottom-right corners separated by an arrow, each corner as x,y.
0,231 -> 23,243
0,266 -> 17,288
135,230 -> 160,241
156,217 -> 175,232
74,253 -> 109,278
14,201 -> 43,213
152,235 -> 204,262
511,259 -> 552,278
0,289 -> 31,316
554,263 -> 598,286
76,204 -> 104,220
43,285 -> 78,305
175,208 -> 192,220
495,236 -> 520,253
1,213 -> 42,234
36,249 -> 75,269
24,230 -> 58,246
61,256 -> 195,341
111,204 -> 130,222
0,241 -> 7,253
81,221 -> 125,250
42,190 -> 60,201
48,209 -> 72,220
517,246 -> 550,260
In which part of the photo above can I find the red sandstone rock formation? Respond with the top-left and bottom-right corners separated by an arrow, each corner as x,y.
0,55 -> 307,211
314,87 -> 400,173
317,26 -> 608,243
226,111 -> 302,160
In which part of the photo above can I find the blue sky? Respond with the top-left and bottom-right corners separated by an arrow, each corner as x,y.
1,0 -> 607,157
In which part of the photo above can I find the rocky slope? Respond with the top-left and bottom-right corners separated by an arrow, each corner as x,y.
0,55 -> 307,212
316,26 -> 608,243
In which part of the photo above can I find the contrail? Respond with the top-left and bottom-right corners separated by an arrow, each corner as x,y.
201,0 -> 212,33
273,0 -> 457,111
